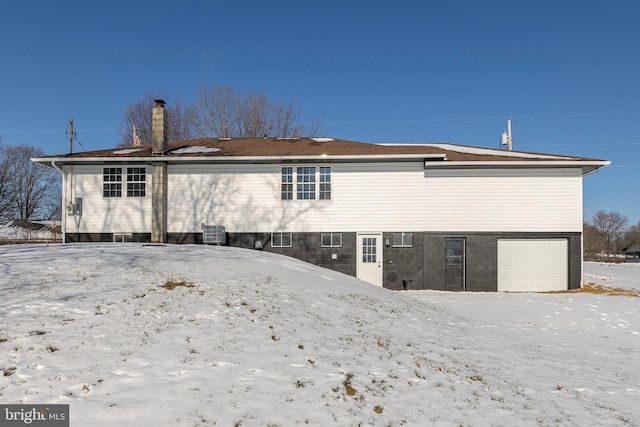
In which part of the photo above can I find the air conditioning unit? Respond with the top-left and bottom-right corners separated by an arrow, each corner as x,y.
203,225 -> 226,245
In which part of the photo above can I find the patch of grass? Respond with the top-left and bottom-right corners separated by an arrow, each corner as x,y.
343,373 -> 357,396
549,283 -> 639,297
3,367 -> 16,376
46,345 -> 59,353
29,330 -> 47,336
373,405 -> 383,414
162,279 -> 194,290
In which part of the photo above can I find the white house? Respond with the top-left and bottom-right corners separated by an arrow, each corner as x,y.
32,102 -> 609,291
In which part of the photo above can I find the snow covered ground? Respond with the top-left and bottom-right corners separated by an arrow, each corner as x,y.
583,261 -> 640,292
0,244 -> 638,426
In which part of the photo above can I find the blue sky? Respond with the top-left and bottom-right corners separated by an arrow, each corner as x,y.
1,1 -> 639,224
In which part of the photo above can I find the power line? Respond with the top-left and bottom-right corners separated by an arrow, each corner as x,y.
520,142 -> 640,147
0,128 -> 117,134
325,112 -> 640,125
3,111 -> 640,133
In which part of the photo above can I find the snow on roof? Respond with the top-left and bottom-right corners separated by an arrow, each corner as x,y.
112,148 -> 146,155
311,137 -> 334,142
169,146 -> 222,154
427,144 -> 574,160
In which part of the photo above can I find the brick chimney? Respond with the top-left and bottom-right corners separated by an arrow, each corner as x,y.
152,99 -> 168,155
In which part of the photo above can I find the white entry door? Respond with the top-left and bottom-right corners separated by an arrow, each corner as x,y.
357,233 -> 383,286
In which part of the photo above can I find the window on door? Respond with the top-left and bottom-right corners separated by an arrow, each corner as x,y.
362,237 -> 377,263
445,239 -> 464,265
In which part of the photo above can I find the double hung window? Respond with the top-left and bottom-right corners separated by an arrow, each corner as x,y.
103,167 -> 146,198
126,167 -> 146,197
103,168 -> 122,198
281,166 -> 331,200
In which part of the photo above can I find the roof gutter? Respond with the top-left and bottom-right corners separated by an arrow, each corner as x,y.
32,153 -> 449,166
424,160 -> 611,175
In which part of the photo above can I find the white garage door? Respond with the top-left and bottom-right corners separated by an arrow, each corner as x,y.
497,239 -> 568,292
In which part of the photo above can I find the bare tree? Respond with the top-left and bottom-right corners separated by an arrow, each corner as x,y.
7,145 -> 60,221
0,138 -> 17,221
117,91 -> 198,147
583,222 -> 601,257
623,221 -> 640,249
193,85 -> 323,138
193,86 -> 240,138
119,86 -> 324,146
590,210 -> 629,256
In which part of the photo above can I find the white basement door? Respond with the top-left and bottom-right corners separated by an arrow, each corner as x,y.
497,239 -> 568,292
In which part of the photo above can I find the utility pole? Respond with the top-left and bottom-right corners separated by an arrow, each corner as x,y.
69,118 -> 74,154
500,118 -> 513,151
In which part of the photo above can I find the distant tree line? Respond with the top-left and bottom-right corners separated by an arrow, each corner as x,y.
0,136 -> 60,223
117,85 -> 323,148
584,210 -> 639,259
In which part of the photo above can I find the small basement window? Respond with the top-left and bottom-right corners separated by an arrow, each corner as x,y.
271,232 -> 292,248
392,232 -> 413,247
113,233 -> 133,243
321,232 -> 342,247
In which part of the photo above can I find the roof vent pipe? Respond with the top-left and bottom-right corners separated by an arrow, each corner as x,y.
152,100 -> 168,155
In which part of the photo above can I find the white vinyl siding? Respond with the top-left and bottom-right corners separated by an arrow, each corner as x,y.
165,163 -> 583,233
63,165 -> 152,234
